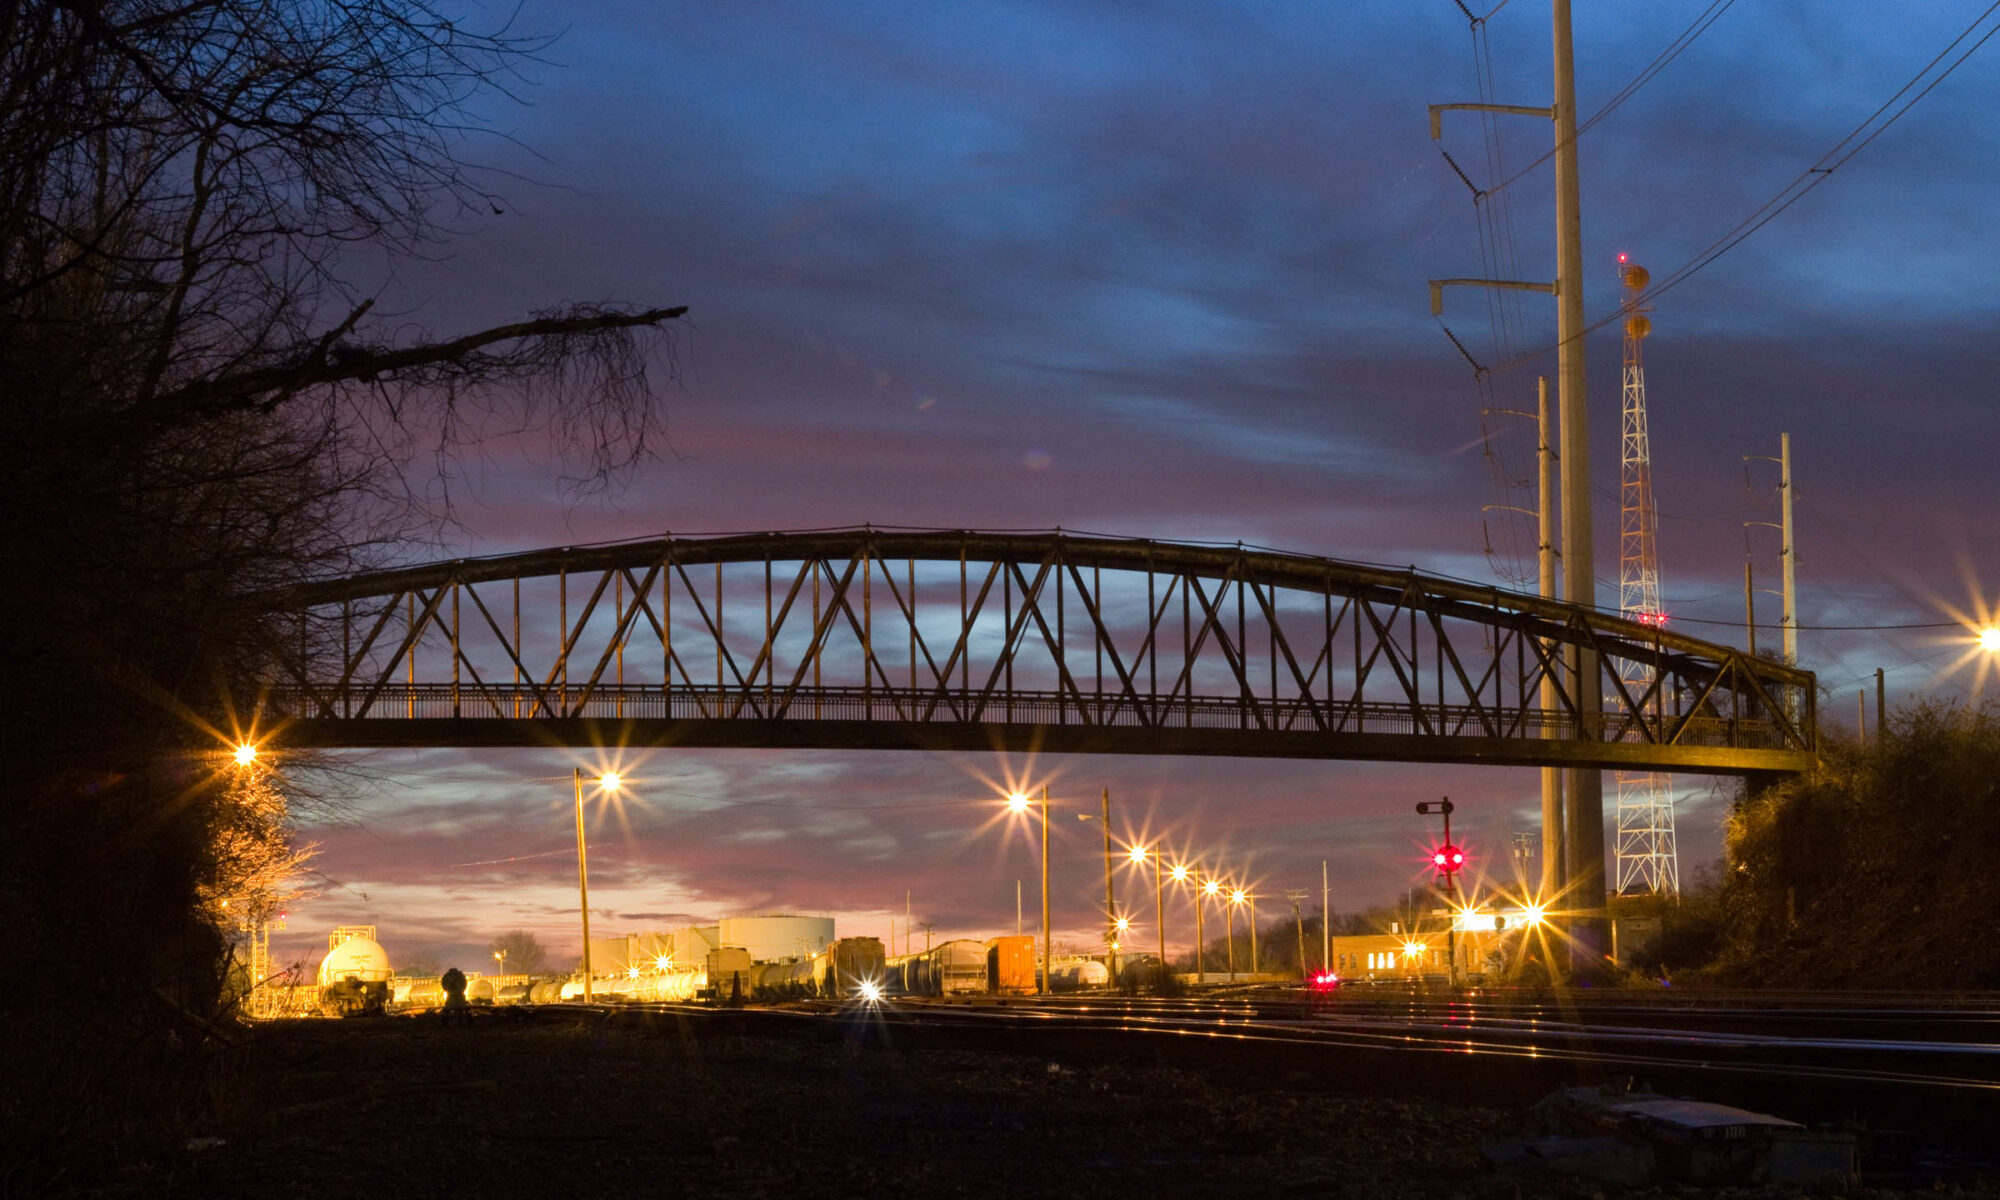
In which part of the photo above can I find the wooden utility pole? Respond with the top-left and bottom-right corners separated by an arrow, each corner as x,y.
1536,376 -> 1564,903
1553,0 -> 1607,976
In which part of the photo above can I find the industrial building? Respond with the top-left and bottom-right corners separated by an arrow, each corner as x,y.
588,914 -> 835,978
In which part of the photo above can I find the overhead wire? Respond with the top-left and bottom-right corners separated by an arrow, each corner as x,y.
1485,0 -> 1741,198
1490,1 -> 2000,373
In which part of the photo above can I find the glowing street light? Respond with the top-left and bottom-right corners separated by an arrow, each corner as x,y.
1077,788 -> 1121,984
1200,875 -> 1222,984
573,767 -> 620,1002
1230,888 -> 1259,976
1128,845 -> 1168,989
233,743 -> 258,766
1007,788 -> 1052,995
493,949 -> 507,976
1980,627 -> 2000,652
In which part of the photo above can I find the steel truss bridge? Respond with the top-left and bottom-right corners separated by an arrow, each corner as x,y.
255,529 -> 1815,775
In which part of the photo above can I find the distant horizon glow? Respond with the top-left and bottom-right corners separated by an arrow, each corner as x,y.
245,0 -> 1997,968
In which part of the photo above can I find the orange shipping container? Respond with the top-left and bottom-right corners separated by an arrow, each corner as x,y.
985,935 -> 1036,994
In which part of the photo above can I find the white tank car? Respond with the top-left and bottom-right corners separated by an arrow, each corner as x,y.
316,931 -> 393,1016
316,936 -> 392,986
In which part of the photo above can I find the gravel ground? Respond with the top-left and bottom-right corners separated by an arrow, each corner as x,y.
150,1009 -> 1995,1199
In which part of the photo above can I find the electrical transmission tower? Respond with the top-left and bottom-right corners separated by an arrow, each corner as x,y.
1613,256 -> 1680,899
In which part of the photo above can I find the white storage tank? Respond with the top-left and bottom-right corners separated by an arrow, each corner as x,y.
717,915 -> 835,962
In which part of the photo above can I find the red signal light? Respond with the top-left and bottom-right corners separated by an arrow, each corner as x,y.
1431,844 -> 1466,874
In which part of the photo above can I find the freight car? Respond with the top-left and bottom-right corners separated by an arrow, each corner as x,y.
884,939 -> 989,997
316,929 -> 393,1017
986,935 -> 1036,994
814,936 -> 886,1000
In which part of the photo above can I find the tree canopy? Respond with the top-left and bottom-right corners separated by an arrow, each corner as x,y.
1,1 -> 683,1184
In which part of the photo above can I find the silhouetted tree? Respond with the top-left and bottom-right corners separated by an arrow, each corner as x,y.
1,1 -> 683,1185
488,930 -> 549,977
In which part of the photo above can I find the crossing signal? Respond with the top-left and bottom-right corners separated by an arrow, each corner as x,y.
1431,844 -> 1465,875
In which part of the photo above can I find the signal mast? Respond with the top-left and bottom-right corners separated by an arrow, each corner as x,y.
1613,256 -> 1680,898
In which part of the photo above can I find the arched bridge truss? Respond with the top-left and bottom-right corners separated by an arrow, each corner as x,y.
256,530 -> 1816,775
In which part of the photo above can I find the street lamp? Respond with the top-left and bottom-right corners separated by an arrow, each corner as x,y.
1224,886 -> 1240,980
233,742 -> 258,766
1130,845 -> 1166,989
1231,888 -> 1258,976
574,768 -> 620,1002
1009,788 -> 1052,995
493,949 -> 506,976
1200,875 -> 1221,984
1077,788 -> 1119,984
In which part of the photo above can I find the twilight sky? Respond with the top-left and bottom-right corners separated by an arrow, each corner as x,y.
274,1 -> 1999,973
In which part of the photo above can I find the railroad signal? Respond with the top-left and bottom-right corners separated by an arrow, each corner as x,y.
1431,844 -> 1466,875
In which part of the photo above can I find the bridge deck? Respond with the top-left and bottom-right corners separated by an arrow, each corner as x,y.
254,529 -> 1816,775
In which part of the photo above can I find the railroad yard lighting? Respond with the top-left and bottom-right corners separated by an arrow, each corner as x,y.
1231,889 -> 1259,976
232,742 -> 259,766
573,768 -> 621,1002
1077,789 -> 1120,984
1223,886 -> 1244,980
493,949 -> 506,975
1199,875 -> 1221,984
1006,788 -> 1052,995
1128,846 -> 1167,987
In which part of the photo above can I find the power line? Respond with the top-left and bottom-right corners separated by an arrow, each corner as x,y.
1663,614 -> 1962,632
1486,0 -> 1740,197
1494,2 -> 2000,372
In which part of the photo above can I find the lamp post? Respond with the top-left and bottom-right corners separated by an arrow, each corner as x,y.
1232,889 -> 1257,976
493,949 -> 506,978
1008,788 -> 1052,995
574,768 -> 620,1002
1224,886 -> 1237,980
1200,876 -> 1220,984
1078,788 -> 1118,984
1131,843 -> 1165,990
1169,863 -> 1191,985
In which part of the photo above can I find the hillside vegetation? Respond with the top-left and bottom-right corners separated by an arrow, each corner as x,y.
1652,700 -> 2000,989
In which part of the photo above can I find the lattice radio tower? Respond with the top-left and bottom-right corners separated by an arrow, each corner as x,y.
1613,255 -> 1679,898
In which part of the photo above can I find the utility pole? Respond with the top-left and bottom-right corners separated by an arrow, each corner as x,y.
1876,668 -> 1887,740
1427,0 -> 1603,974
1287,890 -> 1309,980
1016,879 -> 1022,937
1483,382 -> 1564,904
1536,376 -> 1563,904
1746,433 -> 1799,668
1321,860 -> 1331,974
1553,0 -> 1605,980
1040,785 -> 1051,997
1744,557 -> 1757,656
1100,788 -> 1116,984
1780,432 -> 1797,666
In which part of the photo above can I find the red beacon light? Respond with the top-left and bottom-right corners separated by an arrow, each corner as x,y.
1431,844 -> 1466,875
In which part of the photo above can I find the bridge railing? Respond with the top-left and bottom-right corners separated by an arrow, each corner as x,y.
265,683 -> 1789,751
